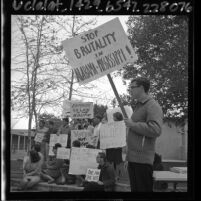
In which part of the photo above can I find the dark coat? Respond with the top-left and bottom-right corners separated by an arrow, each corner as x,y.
98,162 -> 115,191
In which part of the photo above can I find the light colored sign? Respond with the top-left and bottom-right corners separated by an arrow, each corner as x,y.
49,146 -> 54,156
106,106 -> 133,123
85,168 -> 101,182
69,147 -> 101,175
70,102 -> 93,119
56,147 -> 71,159
62,17 -> 137,85
100,121 -> 126,149
62,100 -> 71,118
34,133 -> 44,143
49,134 -> 68,147
71,130 -> 94,147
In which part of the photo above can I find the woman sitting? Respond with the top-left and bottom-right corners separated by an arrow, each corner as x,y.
20,150 -> 42,190
40,143 -> 64,184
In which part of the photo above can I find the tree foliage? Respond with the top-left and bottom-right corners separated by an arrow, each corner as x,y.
120,15 -> 188,120
93,104 -> 108,119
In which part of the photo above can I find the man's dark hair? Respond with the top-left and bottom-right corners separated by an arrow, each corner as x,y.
29,150 -> 40,163
53,143 -> 62,150
131,77 -> 150,93
98,152 -> 106,162
31,144 -> 41,152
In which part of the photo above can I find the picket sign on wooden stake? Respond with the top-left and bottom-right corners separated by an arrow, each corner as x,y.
107,74 -> 128,119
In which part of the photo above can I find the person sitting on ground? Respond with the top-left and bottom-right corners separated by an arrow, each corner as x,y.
83,152 -> 115,191
20,150 -> 42,190
40,143 -> 64,184
30,143 -> 45,168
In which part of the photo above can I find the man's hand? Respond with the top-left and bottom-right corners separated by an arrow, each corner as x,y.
97,181 -> 104,185
124,118 -> 134,128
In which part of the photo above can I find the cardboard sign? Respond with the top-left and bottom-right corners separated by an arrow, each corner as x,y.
56,147 -> 71,159
34,133 -> 44,143
71,130 -> 94,147
49,134 -> 68,147
62,17 -> 137,84
85,168 -> 101,182
70,102 -> 93,119
49,146 -> 54,156
100,121 -> 126,149
69,147 -> 101,175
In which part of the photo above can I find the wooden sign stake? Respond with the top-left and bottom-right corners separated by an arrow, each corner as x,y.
107,74 -> 128,119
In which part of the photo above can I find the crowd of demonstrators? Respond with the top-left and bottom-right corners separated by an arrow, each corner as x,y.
19,79 -> 164,193
124,77 -> 163,192
83,152 -> 115,191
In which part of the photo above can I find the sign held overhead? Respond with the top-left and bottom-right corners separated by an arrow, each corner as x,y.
62,17 -> 137,85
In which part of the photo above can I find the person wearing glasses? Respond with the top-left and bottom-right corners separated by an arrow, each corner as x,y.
124,77 -> 163,192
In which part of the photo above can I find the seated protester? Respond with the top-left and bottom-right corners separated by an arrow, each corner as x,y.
41,143 -> 64,184
20,150 -> 42,190
83,152 -> 115,191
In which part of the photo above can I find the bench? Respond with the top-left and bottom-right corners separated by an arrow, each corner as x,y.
153,171 -> 187,192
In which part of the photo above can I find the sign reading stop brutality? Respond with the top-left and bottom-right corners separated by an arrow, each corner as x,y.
100,121 -> 126,149
62,18 -> 137,84
49,134 -> 68,147
71,130 -> 94,147
85,168 -> 101,182
69,147 -> 101,175
70,102 -> 93,119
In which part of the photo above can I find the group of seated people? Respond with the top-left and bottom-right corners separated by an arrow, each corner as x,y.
20,143 -> 116,191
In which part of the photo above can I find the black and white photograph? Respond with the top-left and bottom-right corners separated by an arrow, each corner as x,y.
2,0 -> 194,200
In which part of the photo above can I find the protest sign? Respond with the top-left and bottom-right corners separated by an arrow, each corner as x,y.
71,130 -> 94,147
85,168 -> 101,182
100,121 -> 126,149
62,17 -> 137,85
69,147 -> 101,175
70,102 -> 93,119
34,133 -> 44,143
49,146 -> 54,156
56,147 -> 71,159
49,134 -> 68,147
